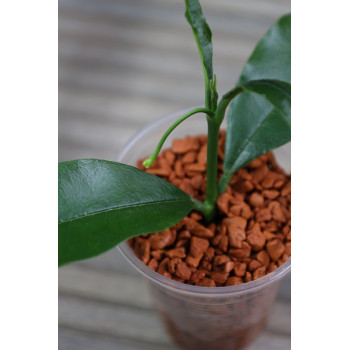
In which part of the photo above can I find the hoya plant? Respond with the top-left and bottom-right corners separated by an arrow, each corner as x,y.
58,0 -> 291,267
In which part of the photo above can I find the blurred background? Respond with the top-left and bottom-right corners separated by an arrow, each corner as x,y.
58,0 -> 291,349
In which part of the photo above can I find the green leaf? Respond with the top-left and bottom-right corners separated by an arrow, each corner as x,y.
219,79 -> 291,194
185,0 -> 213,94
238,14 -> 291,85
59,159 -> 195,266
220,14 -> 291,194
242,79 -> 291,118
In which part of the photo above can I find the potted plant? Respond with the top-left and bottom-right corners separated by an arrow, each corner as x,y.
59,1 -> 291,349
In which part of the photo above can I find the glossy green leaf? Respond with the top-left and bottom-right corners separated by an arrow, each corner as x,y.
238,14 -> 291,85
58,159 -> 195,266
185,0 -> 213,87
242,79 -> 291,118
219,79 -> 291,194
220,14 -> 291,194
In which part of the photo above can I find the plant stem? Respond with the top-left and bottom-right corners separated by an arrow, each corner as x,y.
198,86 -> 244,221
143,107 -> 214,168
214,86 -> 243,125
201,117 -> 220,222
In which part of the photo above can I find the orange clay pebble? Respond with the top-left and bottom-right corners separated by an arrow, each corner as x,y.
256,249 -> 270,268
203,247 -> 215,262
178,178 -> 193,195
226,276 -> 243,286
174,160 -> 185,178
174,240 -> 187,248
229,205 -> 242,217
218,235 -> 228,252
269,201 -> 287,222
147,258 -> 159,271
158,257 -> 171,277
197,144 -> 207,164
232,262 -> 247,277
178,230 -> 191,240
227,224 -> 246,248
253,266 -> 267,280
244,271 -> 253,282
251,164 -> 268,183
268,262 -> 278,273
186,163 -> 206,175
229,242 -> 252,259
197,278 -> 216,287
175,261 -> 192,280
200,260 -> 213,272
264,221 -> 279,232
164,247 -> 186,259
248,259 -> 263,272
223,216 -> 247,230
247,158 -> 263,169
261,172 -> 277,189
242,180 -> 254,192
149,229 -> 173,249
255,208 -> 272,222
247,230 -> 266,251
134,238 -> 151,264
281,180 -> 291,196
263,230 -> 277,241
168,258 -> 181,274
208,222 -> 216,232
213,254 -> 231,266
164,150 -> 175,164
182,151 -> 197,164
224,216 -> 247,230
189,236 -> 210,258
211,232 -> 224,246
150,250 -> 164,260
190,174 -> 203,190
285,242 -> 291,256
184,217 -> 215,238
237,169 -> 252,180
217,193 -> 231,214
247,223 -> 266,251
190,212 -> 203,221
262,189 -> 280,199
146,167 -> 170,177
249,192 -> 264,207
274,180 -> 285,189
266,239 -> 285,262
211,271 -> 229,284
158,158 -> 171,172
190,270 -> 206,284
172,136 -> 200,154
224,261 -> 235,273
186,253 -> 204,268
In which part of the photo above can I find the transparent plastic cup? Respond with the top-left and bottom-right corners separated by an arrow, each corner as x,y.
117,108 -> 291,350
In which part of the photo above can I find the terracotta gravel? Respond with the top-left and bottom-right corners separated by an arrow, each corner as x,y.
129,131 -> 291,287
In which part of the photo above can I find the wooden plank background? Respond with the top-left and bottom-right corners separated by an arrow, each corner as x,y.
58,0 -> 291,349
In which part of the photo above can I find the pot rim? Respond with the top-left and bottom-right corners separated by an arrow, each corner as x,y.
116,107 -> 291,298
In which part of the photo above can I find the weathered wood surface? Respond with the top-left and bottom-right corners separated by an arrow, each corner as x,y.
58,0 -> 291,349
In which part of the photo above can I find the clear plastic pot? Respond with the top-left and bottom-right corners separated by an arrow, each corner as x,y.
117,108 -> 291,350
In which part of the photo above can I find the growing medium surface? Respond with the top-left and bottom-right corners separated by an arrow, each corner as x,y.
129,132 -> 291,287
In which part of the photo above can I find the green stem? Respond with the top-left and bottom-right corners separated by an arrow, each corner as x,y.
199,86 -> 244,221
202,118 -> 220,222
214,86 -> 243,125
143,107 -> 214,168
